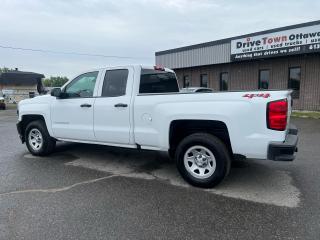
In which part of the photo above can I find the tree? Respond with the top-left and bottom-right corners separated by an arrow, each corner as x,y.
0,67 -> 14,73
43,76 -> 69,87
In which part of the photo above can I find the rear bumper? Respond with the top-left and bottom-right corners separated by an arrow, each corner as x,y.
17,121 -> 25,143
267,124 -> 298,161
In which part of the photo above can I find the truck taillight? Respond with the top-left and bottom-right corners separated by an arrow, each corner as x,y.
267,99 -> 288,131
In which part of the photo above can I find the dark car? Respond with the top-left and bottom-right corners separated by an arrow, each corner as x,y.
0,97 -> 6,110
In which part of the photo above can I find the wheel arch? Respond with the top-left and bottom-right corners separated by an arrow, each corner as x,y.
169,119 -> 233,158
19,114 -> 51,142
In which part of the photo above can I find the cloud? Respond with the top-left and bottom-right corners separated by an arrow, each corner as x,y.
0,0 -> 319,78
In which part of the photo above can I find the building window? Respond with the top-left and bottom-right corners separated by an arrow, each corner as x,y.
288,67 -> 301,99
220,72 -> 228,91
200,74 -> 208,87
258,70 -> 270,89
29,92 -> 35,98
183,75 -> 190,88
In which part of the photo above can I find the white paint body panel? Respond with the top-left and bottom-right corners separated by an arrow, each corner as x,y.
93,67 -> 135,144
51,97 -> 96,141
133,92 -> 289,159
18,65 -> 292,160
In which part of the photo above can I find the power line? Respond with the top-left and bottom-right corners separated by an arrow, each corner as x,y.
0,44 -> 152,60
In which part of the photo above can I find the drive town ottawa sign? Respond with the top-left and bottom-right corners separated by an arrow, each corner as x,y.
231,24 -> 320,61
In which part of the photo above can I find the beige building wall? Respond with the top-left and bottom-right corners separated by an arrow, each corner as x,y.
0,84 -> 38,103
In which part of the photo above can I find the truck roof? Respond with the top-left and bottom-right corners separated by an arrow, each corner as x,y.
76,65 -> 174,76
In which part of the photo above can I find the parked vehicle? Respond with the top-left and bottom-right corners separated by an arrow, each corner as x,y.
16,65 -> 298,187
0,98 -> 5,110
0,91 -> 6,110
180,87 -> 213,93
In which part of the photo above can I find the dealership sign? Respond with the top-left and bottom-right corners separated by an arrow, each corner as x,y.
231,24 -> 320,61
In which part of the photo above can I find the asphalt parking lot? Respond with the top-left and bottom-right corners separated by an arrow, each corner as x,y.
0,109 -> 319,240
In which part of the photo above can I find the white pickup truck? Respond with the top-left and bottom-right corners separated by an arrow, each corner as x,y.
17,65 -> 298,187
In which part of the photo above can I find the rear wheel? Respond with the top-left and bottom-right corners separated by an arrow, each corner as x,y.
25,120 -> 56,156
175,133 -> 231,188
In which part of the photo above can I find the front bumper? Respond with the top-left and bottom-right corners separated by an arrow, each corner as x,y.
17,121 -> 25,143
268,124 -> 298,161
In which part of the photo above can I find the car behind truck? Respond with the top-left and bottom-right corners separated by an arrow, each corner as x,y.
17,65 -> 298,187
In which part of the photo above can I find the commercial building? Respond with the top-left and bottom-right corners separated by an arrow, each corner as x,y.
0,69 -> 44,103
155,20 -> 320,111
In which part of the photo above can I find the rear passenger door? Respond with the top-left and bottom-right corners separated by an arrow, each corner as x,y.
93,67 -> 134,145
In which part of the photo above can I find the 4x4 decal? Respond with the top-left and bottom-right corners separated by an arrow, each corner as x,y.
243,93 -> 270,99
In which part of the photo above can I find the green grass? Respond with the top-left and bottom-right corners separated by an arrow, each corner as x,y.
291,111 -> 320,119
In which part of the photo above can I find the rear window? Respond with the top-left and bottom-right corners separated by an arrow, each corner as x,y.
139,69 -> 179,94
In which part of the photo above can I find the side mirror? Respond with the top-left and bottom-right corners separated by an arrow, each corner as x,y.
50,88 -> 62,98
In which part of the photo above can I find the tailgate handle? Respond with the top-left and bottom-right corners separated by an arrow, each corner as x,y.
114,103 -> 128,108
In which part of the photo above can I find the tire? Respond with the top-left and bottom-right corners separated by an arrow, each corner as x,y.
175,133 -> 231,188
25,120 -> 56,156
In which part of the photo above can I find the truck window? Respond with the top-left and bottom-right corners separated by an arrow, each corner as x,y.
102,69 -> 128,97
65,71 -> 98,98
139,69 -> 179,94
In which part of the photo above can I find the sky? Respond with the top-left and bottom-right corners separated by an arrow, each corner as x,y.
0,0 -> 319,79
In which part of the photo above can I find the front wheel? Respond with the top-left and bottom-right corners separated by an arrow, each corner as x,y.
25,120 -> 56,156
175,133 -> 231,188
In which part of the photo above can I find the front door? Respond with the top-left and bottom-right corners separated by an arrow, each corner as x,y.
51,71 -> 99,141
94,67 -> 133,145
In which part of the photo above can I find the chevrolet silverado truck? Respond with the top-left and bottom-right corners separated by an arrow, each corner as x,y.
16,65 -> 298,187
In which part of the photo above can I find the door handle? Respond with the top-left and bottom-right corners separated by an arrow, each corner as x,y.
114,103 -> 128,108
80,103 -> 92,108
